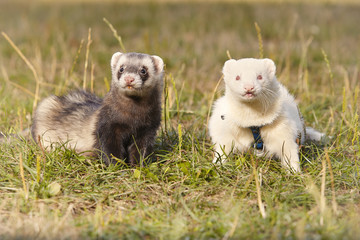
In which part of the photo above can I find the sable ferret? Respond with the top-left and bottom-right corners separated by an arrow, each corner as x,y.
208,58 -> 324,172
31,52 -> 164,165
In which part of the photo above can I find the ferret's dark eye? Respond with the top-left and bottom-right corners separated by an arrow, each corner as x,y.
257,75 -> 263,80
236,75 -> 240,81
140,67 -> 147,75
119,67 -> 124,73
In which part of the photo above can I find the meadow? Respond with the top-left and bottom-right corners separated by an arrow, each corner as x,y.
0,1 -> 359,239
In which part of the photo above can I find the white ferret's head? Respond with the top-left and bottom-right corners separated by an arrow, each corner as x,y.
222,58 -> 278,102
110,52 -> 164,97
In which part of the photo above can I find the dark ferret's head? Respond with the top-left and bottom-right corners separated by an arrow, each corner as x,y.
110,52 -> 164,97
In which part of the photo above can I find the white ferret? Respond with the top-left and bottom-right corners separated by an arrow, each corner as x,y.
208,58 -> 324,172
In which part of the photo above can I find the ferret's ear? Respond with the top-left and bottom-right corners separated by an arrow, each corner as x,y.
111,52 -> 123,71
151,55 -> 164,73
222,59 -> 237,76
263,58 -> 276,79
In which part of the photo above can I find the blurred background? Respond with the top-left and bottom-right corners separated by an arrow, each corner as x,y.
0,0 -> 359,131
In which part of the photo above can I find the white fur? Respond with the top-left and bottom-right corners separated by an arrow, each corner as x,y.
209,58 -> 323,172
34,95 -> 97,153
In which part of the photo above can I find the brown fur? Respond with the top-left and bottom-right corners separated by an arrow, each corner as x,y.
31,52 -> 164,165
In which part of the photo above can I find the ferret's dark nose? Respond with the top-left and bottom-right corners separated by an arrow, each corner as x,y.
125,76 -> 135,84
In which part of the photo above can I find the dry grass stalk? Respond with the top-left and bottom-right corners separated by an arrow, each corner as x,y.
90,63 -> 95,93
325,149 -> 338,215
320,155 -> 327,226
251,156 -> 266,219
322,48 -> 334,95
226,50 -> 232,59
103,18 -> 127,52
63,39 -> 84,92
222,214 -> 239,240
254,22 -> 263,59
83,28 -> 92,90
206,75 -> 223,131
1,65 -> 35,97
1,32 -> 41,110
19,152 -> 28,198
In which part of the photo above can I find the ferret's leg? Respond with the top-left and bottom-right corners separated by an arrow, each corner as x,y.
280,141 -> 301,172
95,125 -> 127,165
128,133 -> 155,166
99,139 -> 127,165
212,131 -> 253,164
128,142 -> 145,166
263,128 -> 301,173
267,139 -> 300,172
210,121 -> 238,164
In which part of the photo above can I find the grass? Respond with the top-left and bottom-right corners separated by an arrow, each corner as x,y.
0,1 -> 359,239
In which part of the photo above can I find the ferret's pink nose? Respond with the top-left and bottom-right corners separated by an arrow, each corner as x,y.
125,76 -> 135,84
244,85 -> 254,91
